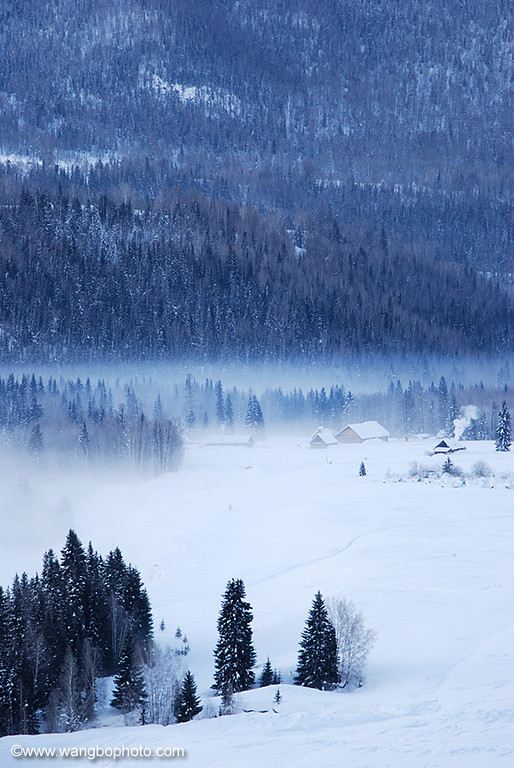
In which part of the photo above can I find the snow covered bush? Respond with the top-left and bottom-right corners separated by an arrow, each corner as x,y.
470,461 -> 493,479
327,598 -> 376,690
408,462 -> 437,481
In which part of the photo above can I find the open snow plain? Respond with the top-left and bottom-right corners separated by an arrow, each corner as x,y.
1,437 -> 513,767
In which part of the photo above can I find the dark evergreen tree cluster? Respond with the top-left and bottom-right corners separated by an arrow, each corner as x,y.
211,583 -> 351,698
0,531 -> 153,736
0,0 -> 512,281
0,179 -> 511,360
0,372 -> 183,473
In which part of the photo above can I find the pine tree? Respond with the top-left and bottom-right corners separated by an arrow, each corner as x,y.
60,530 -> 87,658
295,592 -> 339,690
259,658 -> 274,687
78,422 -> 90,457
41,550 -> 66,692
213,579 -> 256,693
175,672 -> 202,723
496,401 -> 511,452
28,423 -> 43,453
122,566 -> 153,662
446,394 -> 459,437
0,587 -> 11,736
274,689 -> 282,705
110,635 -> 147,714
359,461 -> 366,476
215,381 -> 225,425
245,396 -> 264,432
225,394 -> 234,427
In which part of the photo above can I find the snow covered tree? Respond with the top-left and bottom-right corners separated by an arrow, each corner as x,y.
175,671 -> 202,722
295,592 -> 338,690
359,461 -> 367,476
215,381 -> 225,425
28,423 -> 43,453
496,401 -> 511,452
446,394 -> 459,437
111,634 -> 147,715
0,587 -> 11,736
143,646 -> 182,726
60,530 -> 87,659
218,682 -> 235,716
78,422 -> 90,457
259,657 -> 274,687
274,689 -> 281,705
57,645 -> 82,732
213,579 -> 256,693
225,394 -> 234,427
442,456 -> 453,474
245,395 -> 264,432
328,598 -> 376,689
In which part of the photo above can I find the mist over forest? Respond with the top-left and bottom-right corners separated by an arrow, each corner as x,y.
0,2 -> 513,764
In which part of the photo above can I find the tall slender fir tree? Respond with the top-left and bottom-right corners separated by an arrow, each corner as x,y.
295,592 -> 339,690
213,579 -> 256,693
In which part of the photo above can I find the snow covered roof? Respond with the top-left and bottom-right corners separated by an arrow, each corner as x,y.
310,427 -> 338,446
337,421 -> 390,440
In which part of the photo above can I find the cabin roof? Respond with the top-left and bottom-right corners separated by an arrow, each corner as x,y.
337,420 -> 389,440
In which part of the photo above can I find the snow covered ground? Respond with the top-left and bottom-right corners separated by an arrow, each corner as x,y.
1,437 -> 513,766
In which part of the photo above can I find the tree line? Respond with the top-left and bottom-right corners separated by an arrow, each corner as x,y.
0,371 -> 511,468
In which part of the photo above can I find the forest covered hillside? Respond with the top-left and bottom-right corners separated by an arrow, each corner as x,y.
0,0 -> 512,359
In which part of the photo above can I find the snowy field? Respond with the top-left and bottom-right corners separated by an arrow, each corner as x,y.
1,437 -> 513,767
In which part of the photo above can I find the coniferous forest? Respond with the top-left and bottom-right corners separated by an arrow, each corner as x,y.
0,368 -> 510,468
0,0 -> 512,361
0,531 -> 153,735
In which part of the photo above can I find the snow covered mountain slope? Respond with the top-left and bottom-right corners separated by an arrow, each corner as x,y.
0,438 -> 513,766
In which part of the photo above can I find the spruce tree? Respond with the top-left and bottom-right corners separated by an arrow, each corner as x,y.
28,423 -> 43,453
295,592 -> 339,690
175,672 -> 202,723
245,396 -> 264,432
215,381 -> 225,425
225,394 -> 234,427
110,635 -> 147,714
213,579 -> 256,693
78,422 -> 90,457
359,461 -> 367,476
60,530 -> 87,658
496,401 -> 511,452
271,668 -> 281,685
259,658 -> 274,687
0,587 -> 11,736
40,550 -> 66,691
